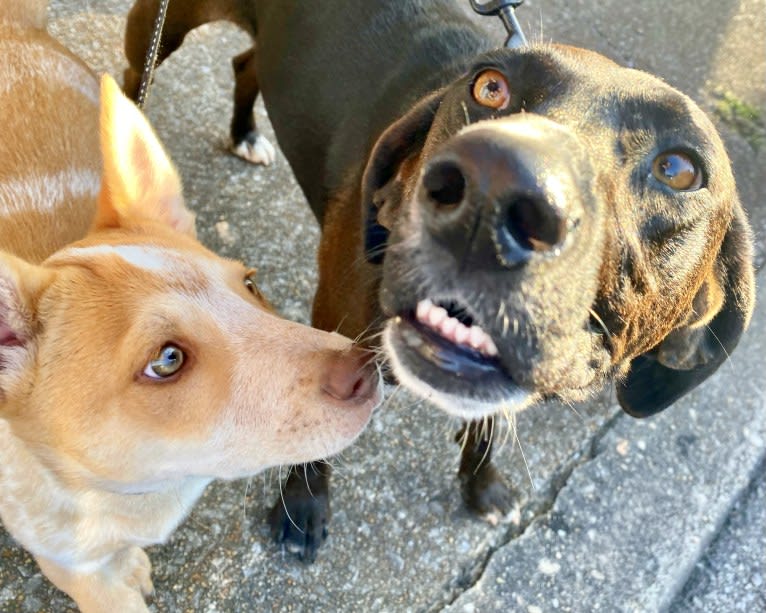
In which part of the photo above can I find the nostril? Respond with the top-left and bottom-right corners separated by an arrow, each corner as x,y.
422,159 -> 466,208
502,195 -> 567,253
321,350 -> 377,402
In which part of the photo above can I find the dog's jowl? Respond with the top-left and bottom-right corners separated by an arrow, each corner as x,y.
123,0 -> 756,561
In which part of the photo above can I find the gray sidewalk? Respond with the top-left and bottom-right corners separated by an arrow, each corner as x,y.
1,1 -> 764,611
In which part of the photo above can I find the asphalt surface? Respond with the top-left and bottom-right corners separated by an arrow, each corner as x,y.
1,1 -> 764,611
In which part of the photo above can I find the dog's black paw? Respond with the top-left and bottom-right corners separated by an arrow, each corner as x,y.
459,463 -> 517,524
268,492 -> 329,563
268,463 -> 332,563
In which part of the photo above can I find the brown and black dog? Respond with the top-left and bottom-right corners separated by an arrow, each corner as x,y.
124,0 -> 755,561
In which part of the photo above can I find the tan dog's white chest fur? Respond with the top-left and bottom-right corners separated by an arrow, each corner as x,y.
0,4 -> 379,611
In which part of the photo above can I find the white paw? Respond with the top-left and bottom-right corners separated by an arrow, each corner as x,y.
232,133 -> 277,166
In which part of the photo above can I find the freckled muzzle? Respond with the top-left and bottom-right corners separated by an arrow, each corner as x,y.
381,115 -> 608,414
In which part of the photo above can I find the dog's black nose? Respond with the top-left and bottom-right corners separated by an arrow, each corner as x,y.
422,159 -> 466,208
495,191 -> 567,264
419,118 -> 583,269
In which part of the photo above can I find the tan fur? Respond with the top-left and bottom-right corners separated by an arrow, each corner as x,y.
0,12 -> 379,612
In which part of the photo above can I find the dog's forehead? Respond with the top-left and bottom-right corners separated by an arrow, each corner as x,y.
460,45 -> 722,157
41,243 -> 267,341
47,243 -> 237,292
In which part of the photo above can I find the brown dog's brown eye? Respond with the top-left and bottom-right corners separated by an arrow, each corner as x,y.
472,69 -> 510,110
652,151 -> 702,191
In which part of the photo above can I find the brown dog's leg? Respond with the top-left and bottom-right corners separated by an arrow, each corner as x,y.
456,418 -> 516,520
229,47 -> 276,165
268,462 -> 331,563
123,0 -> 204,100
268,201 -> 377,561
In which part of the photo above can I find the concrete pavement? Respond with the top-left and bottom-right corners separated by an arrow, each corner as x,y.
1,1 -> 763,611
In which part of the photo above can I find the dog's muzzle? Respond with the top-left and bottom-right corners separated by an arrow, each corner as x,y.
381,115 -> 606,416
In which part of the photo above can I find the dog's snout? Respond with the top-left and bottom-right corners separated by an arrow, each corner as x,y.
419,118 -> 584,269
321,347 -> 379,404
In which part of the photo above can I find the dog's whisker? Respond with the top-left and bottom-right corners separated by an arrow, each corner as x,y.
497,406 -> 514,451
588,306 -> 613,346
461,101 -> 471,127
458,422 -> 471,458
473,416 -> 495,475
512,415 -> 535,490
241,477 -> 253,529
277,465 -> 304,535
563,398 -> 585,421
379,381 -> 408,411
704,323 -> 734,370
333,314 -> 350,335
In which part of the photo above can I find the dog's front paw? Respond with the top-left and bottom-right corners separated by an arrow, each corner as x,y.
269,490 -> 329,563
459,464 -> 518,525
231,131 -> 277,166
267,463 -> 332,562
36,546 -> 154,613
112,546 -> 154,601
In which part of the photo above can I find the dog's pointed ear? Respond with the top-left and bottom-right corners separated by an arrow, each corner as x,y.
93,74 -> 196,238
360,88 -> 445,263
0,253 -> 54,401
617,206 -> 755,417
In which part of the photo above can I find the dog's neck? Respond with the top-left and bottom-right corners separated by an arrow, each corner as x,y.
0,419 -> 209,565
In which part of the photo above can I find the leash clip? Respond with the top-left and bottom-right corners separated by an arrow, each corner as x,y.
469,0 -> 527,48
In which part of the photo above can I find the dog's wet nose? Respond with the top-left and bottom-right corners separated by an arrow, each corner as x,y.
422,159 -> 466,209
321,347 -> 380,403
495,191 -> 568,265
419,117 -> 584,269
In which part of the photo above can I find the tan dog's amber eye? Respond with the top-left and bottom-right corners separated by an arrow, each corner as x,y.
472,69 -> 510,110
144,345 -> 185,379
652,151 -> 702,191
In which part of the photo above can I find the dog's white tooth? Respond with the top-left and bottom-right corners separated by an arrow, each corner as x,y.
469,325 -> 486,349
484,336 -> 499,357
429,306 -> 448,327
440,317 -> 459,337
416,299 -> 433,322
455,324 -> 471,345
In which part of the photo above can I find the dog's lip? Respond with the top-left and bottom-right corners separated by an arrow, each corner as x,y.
392,306 -> 509,381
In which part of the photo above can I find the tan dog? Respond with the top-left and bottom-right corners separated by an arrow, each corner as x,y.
0,4 -> 380,611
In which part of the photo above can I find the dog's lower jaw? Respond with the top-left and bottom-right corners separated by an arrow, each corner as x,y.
382,322 -> 537,420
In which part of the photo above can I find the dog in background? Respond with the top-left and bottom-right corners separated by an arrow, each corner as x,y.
0,3 -> 380,610
123,0 -> 755,562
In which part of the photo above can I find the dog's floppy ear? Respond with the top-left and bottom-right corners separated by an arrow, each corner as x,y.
93,74 -> 196,238
0,253 -> 54,402
617,206 -> 755,417
360,88 -> 445,263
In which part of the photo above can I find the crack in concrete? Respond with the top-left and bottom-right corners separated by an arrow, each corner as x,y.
666,449 -> 766,610
427,409 -> 625,612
